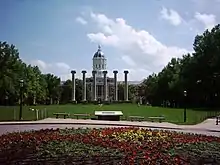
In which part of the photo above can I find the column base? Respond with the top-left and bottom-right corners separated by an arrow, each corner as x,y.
92,100 -> 99,105
81,100 -> 88,104
103,100 -> 110,105
71,100 -> 77,104
124,100 -> 132,103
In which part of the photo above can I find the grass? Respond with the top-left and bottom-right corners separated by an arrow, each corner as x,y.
0,104 -> 219,125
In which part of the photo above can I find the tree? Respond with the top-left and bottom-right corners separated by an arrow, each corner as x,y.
2,24 -> 220,107
0,41 -> 24,105
141,24 -> 220,108
128,84 -> 137,101
118,83 -> 124,101
60,80 -> 72,104
44,74 -> 61,105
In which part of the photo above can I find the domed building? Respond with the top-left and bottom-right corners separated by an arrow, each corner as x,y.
92,45 -> 107,77
87,45 -> 115,101
71,45 -> 130,103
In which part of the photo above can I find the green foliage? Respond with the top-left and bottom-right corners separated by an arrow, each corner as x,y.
1,24 -> 220,108
59,128 -> 93,135
0,42 -> 61,105
141,24 -> 220,108
174,142 -> 220,164
37,141 -> 123,158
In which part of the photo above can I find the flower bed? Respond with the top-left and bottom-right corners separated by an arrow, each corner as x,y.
0,127 -> 220,164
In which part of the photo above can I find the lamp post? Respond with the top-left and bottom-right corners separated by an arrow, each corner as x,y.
19,79 -> 24,120
5,95 -> 8,106
213,73 -> 219,108
183,90 -> 187,122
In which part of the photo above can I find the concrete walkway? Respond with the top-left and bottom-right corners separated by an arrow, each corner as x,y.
0,118 -> 219,137
0,118 -> 219,131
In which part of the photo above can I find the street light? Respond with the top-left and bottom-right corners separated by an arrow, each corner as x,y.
19,79 -> 24,120
5,95 -> 8,106
183,90 -> 187,122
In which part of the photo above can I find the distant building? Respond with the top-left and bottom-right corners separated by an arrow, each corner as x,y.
118,81 -> 141,85
70,46 -> 130,102
86,45 -> 114,101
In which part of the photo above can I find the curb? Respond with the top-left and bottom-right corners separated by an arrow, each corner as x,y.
0,122 -> 219,133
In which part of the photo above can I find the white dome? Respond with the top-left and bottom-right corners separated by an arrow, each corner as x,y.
92,45 -> 107,77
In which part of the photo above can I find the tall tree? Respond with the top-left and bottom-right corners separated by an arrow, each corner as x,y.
0,41 -> 24,105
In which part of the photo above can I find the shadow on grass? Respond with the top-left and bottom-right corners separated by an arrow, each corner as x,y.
192,107 -> 220,111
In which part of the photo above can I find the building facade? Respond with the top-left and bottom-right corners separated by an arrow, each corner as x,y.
87,45 -> 115,101
70,46 -> 129,102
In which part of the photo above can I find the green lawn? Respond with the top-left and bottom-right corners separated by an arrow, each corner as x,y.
0,104 -> 219,125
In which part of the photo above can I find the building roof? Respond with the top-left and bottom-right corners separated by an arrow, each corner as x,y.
93,45 -> 105,58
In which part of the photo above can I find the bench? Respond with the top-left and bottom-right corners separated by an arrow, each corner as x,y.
73,113 -> 91,119
148,116 -> 165,123
216,116 -> 220,125
95,111 -> 123,121
53,113 -> 69,119
129,116 -> 145,122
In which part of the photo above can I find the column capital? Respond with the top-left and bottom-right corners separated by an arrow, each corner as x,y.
82,70 -> 87,74
124,70 -> 129,74
103,70 -> 108,74
113,70 -> 118,74
92,70 -> 97,75
71,70 -> 76,74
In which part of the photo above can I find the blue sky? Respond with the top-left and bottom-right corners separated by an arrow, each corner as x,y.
1,0 -> 219,81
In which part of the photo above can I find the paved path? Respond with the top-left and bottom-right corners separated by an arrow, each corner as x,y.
0,124 -> 220,137
0,118 -> 219,136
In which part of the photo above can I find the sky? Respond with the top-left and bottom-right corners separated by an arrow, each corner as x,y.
0,0 -> 219,81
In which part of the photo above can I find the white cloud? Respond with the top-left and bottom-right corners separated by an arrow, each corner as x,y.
160,7 -> 182,26
121,56 -> 136,66
194,12 -> 217,30
86,12 -> 189,80
55,62 -> 71,71
76,16 -> 87,25
31,59 -> 48,70
88,33 -> 119,46
30,60 -> 72,81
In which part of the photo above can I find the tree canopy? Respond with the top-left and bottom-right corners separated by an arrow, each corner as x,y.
141,25 -> 220,108
1,24 -> 220,107
0,41 -> 62,105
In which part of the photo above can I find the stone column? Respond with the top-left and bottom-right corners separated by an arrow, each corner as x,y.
82,70 -> 87,101
71,70 -> 76,102
92,70 -> 97,101
100,85 -> 103,100
113,70 -> 118,101
103,71 -> 108,101
124,70 -> 129,101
